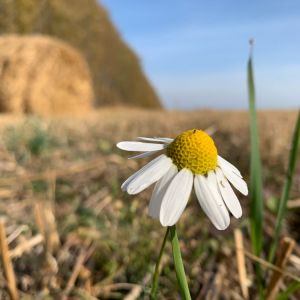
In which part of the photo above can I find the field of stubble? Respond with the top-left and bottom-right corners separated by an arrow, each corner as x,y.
0,108 -> 299,299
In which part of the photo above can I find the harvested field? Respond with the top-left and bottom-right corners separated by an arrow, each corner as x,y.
0,35 -> 93,116
0,108 -> 299,299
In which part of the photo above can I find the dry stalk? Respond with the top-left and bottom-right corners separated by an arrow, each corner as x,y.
94,195 -> 112,215
0,188 -> 14,198
9,234 -> 44,258
234,228 -> 249,299
99,283 -> 141,296
79,266 -> 92,293
290,254 -> 300,269
124,284 -> 143,300
34,202 -> 46,237
93,268 -> 151,299
287,198 -> 300,209
241,249 -> 300,282
7,225 -> 28,245
34,201 -> 59,254
212,264 -> 226,300
33,200 -> 60,289
0,220 -> 19,300
266,237 -> 295,300
124,273 -> 151,300
62,242 -> 95,299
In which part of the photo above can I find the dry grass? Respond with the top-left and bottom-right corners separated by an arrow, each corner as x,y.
0,34 -> 93,116
0,108 -> 299,299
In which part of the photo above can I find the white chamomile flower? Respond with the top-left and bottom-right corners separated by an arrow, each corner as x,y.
117,129 -> 248,230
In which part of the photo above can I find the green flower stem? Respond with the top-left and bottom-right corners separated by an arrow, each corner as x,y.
150,227 -> 170,299
170,225 -> 191,300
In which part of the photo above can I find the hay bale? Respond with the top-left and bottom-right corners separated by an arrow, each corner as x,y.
0,0 -> 161,108
0,34 -> 94,115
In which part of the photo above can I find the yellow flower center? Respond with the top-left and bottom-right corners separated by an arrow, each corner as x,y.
166,129 -> 218,175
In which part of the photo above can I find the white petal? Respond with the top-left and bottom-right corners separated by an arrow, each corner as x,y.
128,150 -> 159,160
158,138 -> 174,143
121,154 -> 166,191
117,141 -> 166,152
137,137 -> 173,144
220,165 -> 248,196
125,155 -> 172,195
206,172 -> 230,226
149,164 -> 178,219
218,155 -> 242,178
215,168 -> 242,218
194,174 -> 230,230
159,168 -> 193,226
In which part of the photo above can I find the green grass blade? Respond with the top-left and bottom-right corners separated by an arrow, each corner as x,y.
248,42 -> 264,257
170,225 -> 191,300
276,281 -> 300,300
268,110 -> 300,263
150,227 -> 170,299
247,42 -> 265,298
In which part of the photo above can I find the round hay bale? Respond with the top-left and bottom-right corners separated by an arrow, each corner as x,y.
0,34 -> 94,115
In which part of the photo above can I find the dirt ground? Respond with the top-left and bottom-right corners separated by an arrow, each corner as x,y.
0,108 -> 299,299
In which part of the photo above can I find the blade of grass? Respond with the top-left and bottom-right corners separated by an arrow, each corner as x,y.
276,281 -> 300,300
170,225 -> 191,300
268,111 -> 300,263
247,40 -> 264,298
248,39 -> 264,257
150,227 -> 169,299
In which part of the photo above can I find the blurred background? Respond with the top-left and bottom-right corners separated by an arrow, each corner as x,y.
1,0 -> 299,114
0,1 -> 299,299
102,0 -> 300,110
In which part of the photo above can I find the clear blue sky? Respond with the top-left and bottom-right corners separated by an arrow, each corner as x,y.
101,0 -> 300,109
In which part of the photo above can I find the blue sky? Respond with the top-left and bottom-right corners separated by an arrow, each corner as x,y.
101,0 -> 300,109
